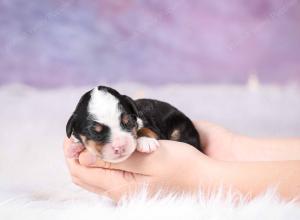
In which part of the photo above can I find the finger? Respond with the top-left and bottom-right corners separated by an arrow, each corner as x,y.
78,149 -> 160,175
78,150 -> 98,166
71,163 -> 148,202
63,137 -> 79,176
71,176 -> 107,196
63,137 -> 72,156
74,177 -> 123,203
67,157 -> 127,190
64,139 -> 138,190
67,143 -> 85,158
78,140 -> 186,175
63,137 -> 85,158
63,138 -> 144,198
64,134 -> 150,174
63,138 -> 87,181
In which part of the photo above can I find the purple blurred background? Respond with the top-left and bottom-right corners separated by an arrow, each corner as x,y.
0,0 -> 300,87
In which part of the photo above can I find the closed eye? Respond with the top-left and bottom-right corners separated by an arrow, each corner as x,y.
85,121 -> 110,143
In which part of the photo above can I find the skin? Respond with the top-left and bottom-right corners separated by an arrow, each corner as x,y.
63,121 -> 300,203
195,121 -> 300,161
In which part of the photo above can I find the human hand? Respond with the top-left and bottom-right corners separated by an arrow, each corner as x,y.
194,121 -> 300,161
64,137 -> 211,202
64,121 -> 300,202
193,121 -> 238,160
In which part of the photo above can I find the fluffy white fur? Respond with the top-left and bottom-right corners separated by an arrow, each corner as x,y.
0,83 -> 300,219
1,187 -> 300,220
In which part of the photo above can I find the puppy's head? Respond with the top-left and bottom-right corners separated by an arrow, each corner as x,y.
66,86 -> 140,163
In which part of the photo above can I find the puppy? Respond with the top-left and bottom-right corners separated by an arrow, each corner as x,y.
66,86 -> 201,163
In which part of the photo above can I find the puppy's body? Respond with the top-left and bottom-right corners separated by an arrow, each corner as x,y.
135,99 -> 201,149
66,86 -> 201,163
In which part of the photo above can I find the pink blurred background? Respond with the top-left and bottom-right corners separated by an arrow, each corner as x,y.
1,0 -> 299,87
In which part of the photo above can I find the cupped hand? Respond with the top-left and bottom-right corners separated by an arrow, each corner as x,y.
64,121 -> 300,202
63,137 -> 211,202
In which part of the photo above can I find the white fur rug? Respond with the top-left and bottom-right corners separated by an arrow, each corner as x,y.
0,83 -> 300,219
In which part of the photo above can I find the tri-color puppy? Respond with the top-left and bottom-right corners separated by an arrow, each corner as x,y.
66,86 -> 201,163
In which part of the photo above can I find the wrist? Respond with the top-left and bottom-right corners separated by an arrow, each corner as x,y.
190,153 -> 223,193
194,155 -> 242,198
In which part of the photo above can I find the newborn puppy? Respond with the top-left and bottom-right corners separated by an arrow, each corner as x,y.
66,86 -> 201,163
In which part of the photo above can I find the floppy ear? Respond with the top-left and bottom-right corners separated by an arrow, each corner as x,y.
66,114 -> 76,138
122,95 -> 139,117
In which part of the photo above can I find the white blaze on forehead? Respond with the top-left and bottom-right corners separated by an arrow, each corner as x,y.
88,88 -> 121,128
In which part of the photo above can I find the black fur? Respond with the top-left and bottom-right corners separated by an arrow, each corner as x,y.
135,99 -> 201,151
66,89 -> 111,144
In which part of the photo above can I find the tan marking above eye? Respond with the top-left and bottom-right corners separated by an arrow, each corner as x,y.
170,129 -> 181,141
94,124 -> 103,132
122,114 -> 129,124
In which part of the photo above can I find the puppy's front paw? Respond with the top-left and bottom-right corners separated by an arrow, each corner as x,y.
137,137 -> 159,153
